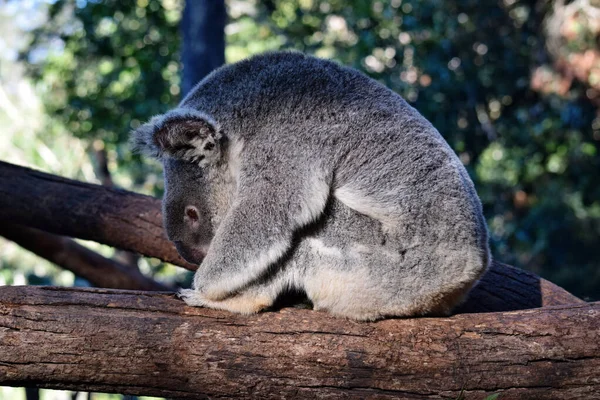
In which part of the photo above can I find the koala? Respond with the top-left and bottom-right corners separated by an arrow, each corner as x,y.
132,51 -> 490,321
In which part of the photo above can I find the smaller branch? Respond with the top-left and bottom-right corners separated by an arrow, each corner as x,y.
0,223 -> 171,291
0,160 -> 196,270
457,261 -> 583,313
92,143 -> 140,269
92,142 -> 113,187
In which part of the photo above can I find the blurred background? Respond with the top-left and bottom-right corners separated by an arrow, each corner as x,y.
0,0 -> 599,398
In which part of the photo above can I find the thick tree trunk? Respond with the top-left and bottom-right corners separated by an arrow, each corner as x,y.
0,286 -> 597,399
0,161 -> 583,312
0,223 -> 170,291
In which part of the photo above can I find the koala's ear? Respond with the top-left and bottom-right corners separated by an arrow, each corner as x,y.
130,114 -> 164,158
131,108 -> 223,165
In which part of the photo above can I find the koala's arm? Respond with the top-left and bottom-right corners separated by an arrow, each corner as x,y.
193,143 -> 330,301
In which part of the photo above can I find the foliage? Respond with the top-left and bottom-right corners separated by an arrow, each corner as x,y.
12,0 -> 600,300
24,0 -> 182,192
0,1 -> 93,288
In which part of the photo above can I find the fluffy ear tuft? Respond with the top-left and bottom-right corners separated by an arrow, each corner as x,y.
130,109 -> 223,165
130,115 -> 164,158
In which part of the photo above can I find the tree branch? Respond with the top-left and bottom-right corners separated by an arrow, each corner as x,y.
92,144 -> 141,269
0,160 -> 195,270
0,161 -> 583,312
0,286 -> 597,399
0,223 -> 171,291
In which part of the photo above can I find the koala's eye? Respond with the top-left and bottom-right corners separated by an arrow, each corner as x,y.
185,206 -> 199,222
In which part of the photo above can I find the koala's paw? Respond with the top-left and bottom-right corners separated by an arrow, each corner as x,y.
177,288 -> 274,315
177,289 -> 207,307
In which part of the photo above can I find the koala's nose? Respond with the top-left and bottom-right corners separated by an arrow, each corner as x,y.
173,240 -> 205,265
185,206 -> 199,222
183,205 -> 202,230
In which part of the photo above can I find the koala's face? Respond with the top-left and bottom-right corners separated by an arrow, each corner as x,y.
162,157 -> 213,265
131,108 -> 224,265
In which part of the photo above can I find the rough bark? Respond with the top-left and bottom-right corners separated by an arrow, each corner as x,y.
456,260 -> 584,313
93,145 -> 141,269
0,286 -> 597,399
0,161 -> 195,270
0,223 -> 170,291
0,161 -> 583,312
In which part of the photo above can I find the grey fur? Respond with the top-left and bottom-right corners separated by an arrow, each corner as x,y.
131,51 -> 490,321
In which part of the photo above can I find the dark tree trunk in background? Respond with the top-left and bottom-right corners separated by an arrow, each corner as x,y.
181,0 -> 226,96
24,387 -> 39,400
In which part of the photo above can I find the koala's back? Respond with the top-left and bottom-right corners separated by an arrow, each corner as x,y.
183,51 -> 487,246
183,52 -> 415,131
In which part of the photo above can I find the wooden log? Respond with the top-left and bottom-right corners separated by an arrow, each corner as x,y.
0,161 -> 583,312
0,286 -> 597,399
0,223 -> 170,291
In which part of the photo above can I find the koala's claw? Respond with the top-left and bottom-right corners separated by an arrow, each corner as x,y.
177,289 -> 206,307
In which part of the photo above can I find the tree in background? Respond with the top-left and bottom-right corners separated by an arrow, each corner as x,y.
181,0 -> 226,95
23,0 -> 182,190
9,0 -> 600,304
